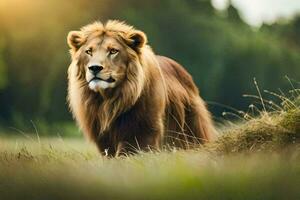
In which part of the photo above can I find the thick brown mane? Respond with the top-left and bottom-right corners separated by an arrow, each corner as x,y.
67,20 -> 216,156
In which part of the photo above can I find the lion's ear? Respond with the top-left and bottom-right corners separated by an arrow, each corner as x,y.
126,30 -> 147,52
67,31 -> 85,51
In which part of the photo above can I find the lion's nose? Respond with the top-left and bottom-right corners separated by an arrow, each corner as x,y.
88,65 -> 103,75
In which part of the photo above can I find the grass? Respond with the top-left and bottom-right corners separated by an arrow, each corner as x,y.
1,137 -> 300,200
0,90 -> 299,200
209,108 -> 300,153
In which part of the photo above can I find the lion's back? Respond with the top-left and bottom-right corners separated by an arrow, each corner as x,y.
156,55 -> 216,146
156,55 -> 199,98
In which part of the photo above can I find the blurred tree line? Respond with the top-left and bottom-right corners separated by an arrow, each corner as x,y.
0,0 -> 299,134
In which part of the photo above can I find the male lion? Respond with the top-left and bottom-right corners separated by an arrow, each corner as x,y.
67,20 -> 216,156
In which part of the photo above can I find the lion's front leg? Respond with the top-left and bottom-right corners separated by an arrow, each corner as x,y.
116,137 -> 160,157
115,118 -> 163,157
116,131 -> 162,156
116,137 -> 159,157
95,134 -> 117,157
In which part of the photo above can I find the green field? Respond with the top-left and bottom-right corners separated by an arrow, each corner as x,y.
0,105 -> 299,200
0,138 -> 299,200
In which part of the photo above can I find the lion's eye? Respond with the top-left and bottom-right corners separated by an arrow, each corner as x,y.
85,48 -> 93,56
109,48 -> 119,55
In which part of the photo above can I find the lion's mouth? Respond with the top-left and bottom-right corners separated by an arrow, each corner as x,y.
89,77 -> 116,83
88,76 -> 117,91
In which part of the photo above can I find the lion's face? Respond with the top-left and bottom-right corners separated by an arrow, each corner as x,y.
81,35 -> 128,91
67,22 -> 147,93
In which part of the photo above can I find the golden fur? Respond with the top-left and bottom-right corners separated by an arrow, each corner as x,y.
67,20 -> 216,156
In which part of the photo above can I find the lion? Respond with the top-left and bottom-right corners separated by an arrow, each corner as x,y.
67,20 -> 216,157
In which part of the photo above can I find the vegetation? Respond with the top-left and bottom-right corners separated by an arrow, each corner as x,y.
1,141 -> 299,200
210,106 -> 300,153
